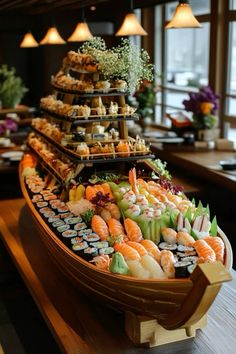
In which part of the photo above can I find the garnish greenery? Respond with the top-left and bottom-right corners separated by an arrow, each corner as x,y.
82,209 -> 94,226
89,173 -> 122,184
149,158 -> 172,180
80,37 -> 154,94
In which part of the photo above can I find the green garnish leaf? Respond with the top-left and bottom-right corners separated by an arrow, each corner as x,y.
82,209 -> 95,226
210,216 -> 218,236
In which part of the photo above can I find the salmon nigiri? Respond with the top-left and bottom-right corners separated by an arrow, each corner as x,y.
160,250 -> 175,278
193,239 -> 216,263
126,241 -> 147,257
85,186 -> 96,201
107,218 -> 126,237
91,215 -> 109,240
140,239 -> 161,263
204,236 -> 225,263
124,218 -> 143,242
114,243 -> 140,261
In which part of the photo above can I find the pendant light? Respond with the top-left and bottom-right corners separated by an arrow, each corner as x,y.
20,31 -> 39,48
116,0 -> 147,36
40,26 -> 65,45
67,8 -> 93,42
165,0 -> 202,29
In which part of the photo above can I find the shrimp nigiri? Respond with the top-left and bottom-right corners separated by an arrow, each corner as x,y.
177,231 -> 195,246
204,236 -> 224,263
193,239 -> 216,263
126,241 -> 147,256
91,215 -> 109,240
162,228 -> 177,245
140,239 -> 161,263
160,250 -> 175,278
124,218 -> 143,242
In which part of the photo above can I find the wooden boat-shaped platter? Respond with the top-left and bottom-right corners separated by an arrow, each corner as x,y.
19,160 -> 233,338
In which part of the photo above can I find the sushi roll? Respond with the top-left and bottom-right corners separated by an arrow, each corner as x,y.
36,201 -> 48,208
78,228 -> 93,236
40,190 -> 51,196
158,242 -> 177,252
176,251 -> 197,258
83,233 -> 100,243
48,216 -> 61,224
99,247 -> 114,256
39,206 -> 52,214
64,217 -> 83,225
62,230 -> 77,238
44,194 -> 58,201
187,263 -> 197,274
43,211 -> 56,219
174,261 -> 192,278
181,256 -> 198,263
57,224 -> 70,233
83,247 -> 98,261
177,245 -> 195,253
32,194 -> 43,203
52,220 -> 65,228
59,212 -> 74,219
74,222 -> 87,231
71,236 -> 83,245
57,205 -> 69,213
72,240 -> 88,253
90,241 -> 109,249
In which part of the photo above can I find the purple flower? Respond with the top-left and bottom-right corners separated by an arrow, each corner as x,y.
183,86 -> 219,115
0,118 -> 18,135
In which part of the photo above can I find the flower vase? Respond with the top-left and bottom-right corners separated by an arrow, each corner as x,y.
197,128 -> 220,141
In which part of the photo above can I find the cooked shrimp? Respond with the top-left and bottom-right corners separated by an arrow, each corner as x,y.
204,236 -> 225,263
124,218 -> 143,242
129,168 -> 139,195
140,239 -> 161,263
160,250 -> 175,278
162,228 -> 177,244
90,255 -> 111,271
114,243 -> 141,261
126,241 -> 147,257
105,203 -> 121,220
91,215 -> 109,240
193,239 -> 216,263
177,231 -> 195,246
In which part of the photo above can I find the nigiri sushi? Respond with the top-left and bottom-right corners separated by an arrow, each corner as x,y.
140,239 -> 161,263
160,250 -> 176,278
194,239 -> 216,263
91,215 -> 109,240
162,228 -> 177,245
177,231 -> 195,246
140,255 -> 166,279
124,218 -> 143,242
204,236 -> 224,263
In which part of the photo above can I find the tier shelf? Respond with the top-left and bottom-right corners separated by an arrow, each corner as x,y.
52,83 -> 129,97
30,127 -> 155,164
41,108 -> 139,124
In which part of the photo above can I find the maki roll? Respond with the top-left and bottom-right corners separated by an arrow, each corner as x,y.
36,201 -> 48,208
65,217 -> 83,225
43,211 -> 56,219
57,205 -> 69,213
181,256 -> 198,263
39,206 -> 52,214
158,242 -> 177,252
74,222 -> 87,231
59,212 -> 74,219
174,261 -> 192,278
71,236 -> 83,245
62,230 -> 77,238
48,215 -> 61,223
99,247 -> 114,256
72,240 -> 88,253
57,224 -> 70,234
32,194 -> 43,203
78,228 -> 93,236
90,241 -> 109,249
44,194 -> 58,201
177,251 -> 197,258
83,233 -> 100,243
83,247 -> 98,261
177,245 -> 195,253
52,220 -> 65,228
187,263 -> 197,274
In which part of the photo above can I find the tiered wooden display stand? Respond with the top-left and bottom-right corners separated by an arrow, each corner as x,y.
23,65 -> 233,348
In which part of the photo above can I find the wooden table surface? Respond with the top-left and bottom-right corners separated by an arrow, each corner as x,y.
0,198 -> 236,354
152,147 -> 236,192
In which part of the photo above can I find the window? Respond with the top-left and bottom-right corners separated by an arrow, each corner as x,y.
154,1 -> 211,124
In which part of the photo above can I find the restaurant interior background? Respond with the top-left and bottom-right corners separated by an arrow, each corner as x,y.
0,0 -> 236,353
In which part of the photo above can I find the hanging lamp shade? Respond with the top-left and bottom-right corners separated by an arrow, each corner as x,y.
40,26 -> 65,45
165,0 -> 202,29
20,32 -> 39,48
67,22 -> 93,42
116,11 -> 147,36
